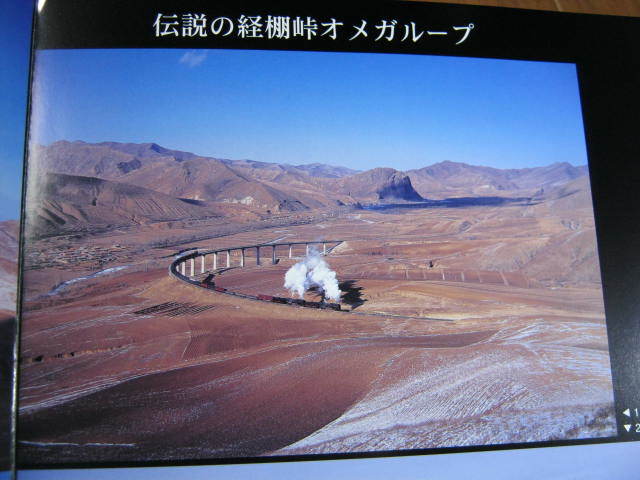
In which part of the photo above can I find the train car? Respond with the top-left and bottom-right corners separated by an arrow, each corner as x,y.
214,286 -> 227,293
257,294 -> 274,301
271,296 -> 289,304
288,298 -> 306,306
324,302 -> 342,311
304,301 -> 322,309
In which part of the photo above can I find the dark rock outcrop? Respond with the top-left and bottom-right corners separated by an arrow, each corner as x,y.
377,173 -> 423,201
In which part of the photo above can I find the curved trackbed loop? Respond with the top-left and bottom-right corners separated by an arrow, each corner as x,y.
168,240 -> 453,322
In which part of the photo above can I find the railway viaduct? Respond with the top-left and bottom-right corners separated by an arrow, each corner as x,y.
170,240 -> 343,280
167,239 -> 452,320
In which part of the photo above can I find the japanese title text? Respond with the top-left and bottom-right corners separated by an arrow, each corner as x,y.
153,14 -> 475,45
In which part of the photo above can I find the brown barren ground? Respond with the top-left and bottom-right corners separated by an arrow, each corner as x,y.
18,204 -> 616,465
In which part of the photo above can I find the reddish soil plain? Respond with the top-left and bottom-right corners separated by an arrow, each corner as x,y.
0,220 -> 18,469
17,200 -> 616,465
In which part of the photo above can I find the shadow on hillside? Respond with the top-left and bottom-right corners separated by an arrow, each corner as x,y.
339,280 -> 367,310
361,196 -> 539,212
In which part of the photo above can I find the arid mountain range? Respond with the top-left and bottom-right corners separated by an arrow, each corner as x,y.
26,141 -> 590,236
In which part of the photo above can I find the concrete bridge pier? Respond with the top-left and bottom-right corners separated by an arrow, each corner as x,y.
171,240 -> 342,284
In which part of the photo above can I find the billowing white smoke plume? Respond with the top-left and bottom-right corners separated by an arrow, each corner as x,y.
284,247 -> 341,302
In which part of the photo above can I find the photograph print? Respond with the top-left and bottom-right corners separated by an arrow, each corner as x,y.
17,47 -> 616,465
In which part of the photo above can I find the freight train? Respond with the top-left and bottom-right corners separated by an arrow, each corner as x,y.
197,279 -> 341,311
257,294 -> 341,311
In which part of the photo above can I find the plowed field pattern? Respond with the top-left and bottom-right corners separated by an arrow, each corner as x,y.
18,204 -> 615,464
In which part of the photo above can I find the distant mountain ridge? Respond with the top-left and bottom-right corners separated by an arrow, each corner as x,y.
292,163 -> 360,178
28,141 -> 591,235
34,141 -> 356,212
407,160 -> 588,199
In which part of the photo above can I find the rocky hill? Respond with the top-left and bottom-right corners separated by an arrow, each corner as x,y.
24,173 -> 262,237
376,172 -> 423,201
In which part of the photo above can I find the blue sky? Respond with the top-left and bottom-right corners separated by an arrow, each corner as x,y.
0,0 -> 32,220
31,49 -> 588,174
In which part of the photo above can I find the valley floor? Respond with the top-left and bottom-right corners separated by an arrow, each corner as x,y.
17,204 -> 616,465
